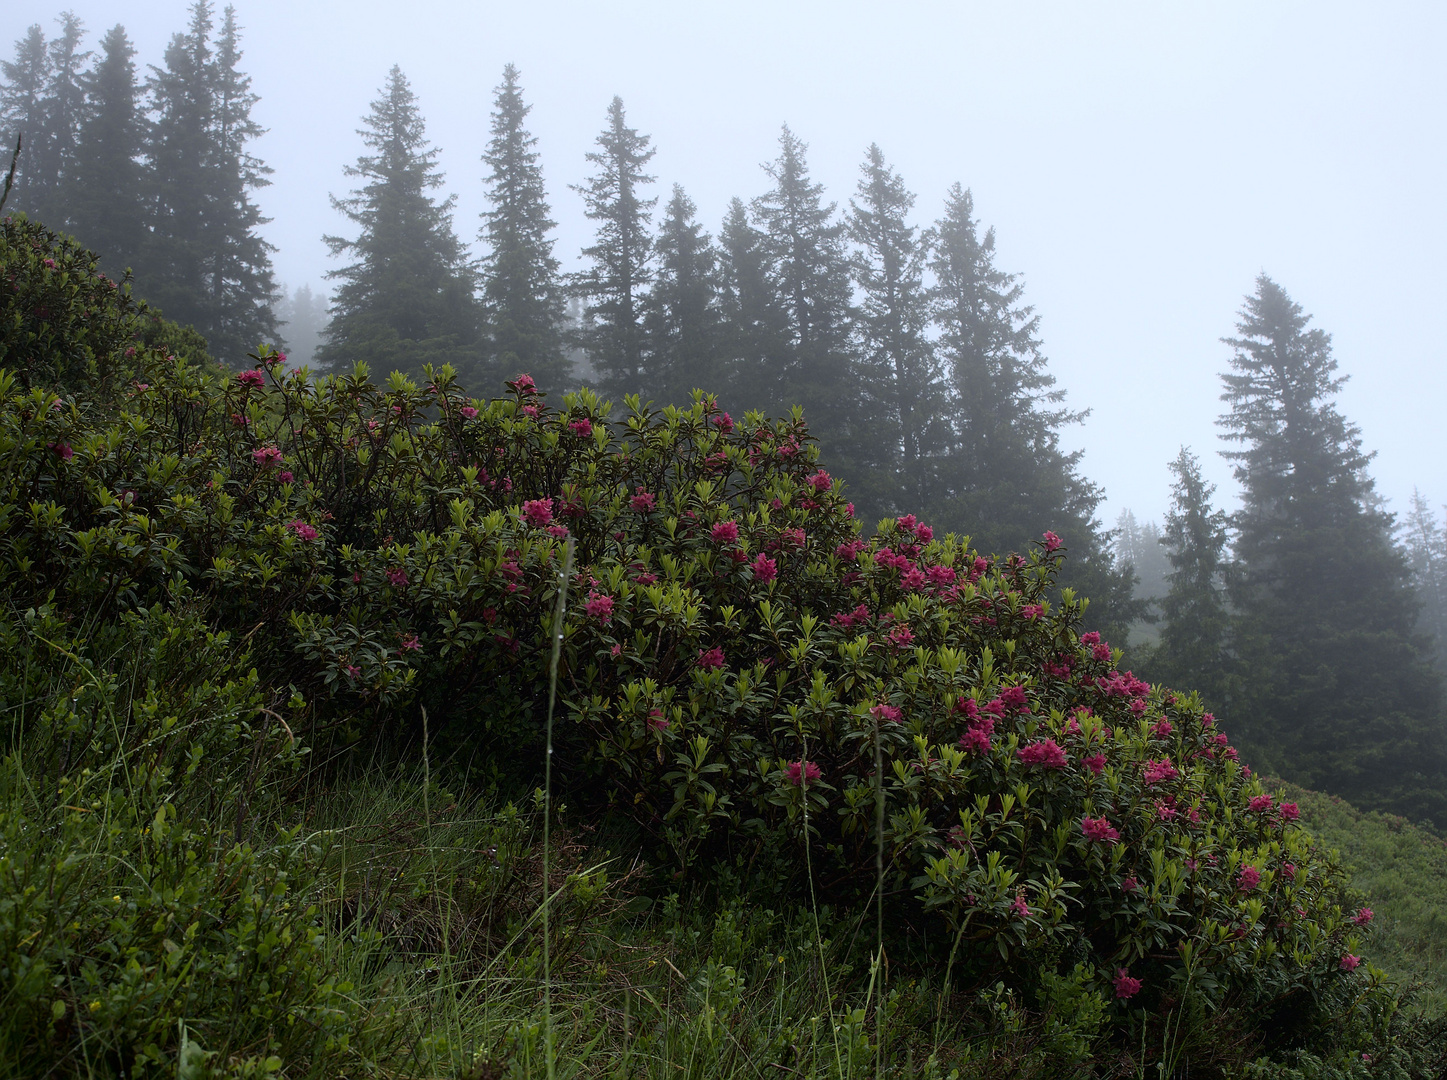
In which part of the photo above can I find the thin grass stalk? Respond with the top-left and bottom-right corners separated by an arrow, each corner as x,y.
542,537 -> 575,1080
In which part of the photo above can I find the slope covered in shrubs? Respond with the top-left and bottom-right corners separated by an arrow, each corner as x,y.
2,214 -> 1443,1076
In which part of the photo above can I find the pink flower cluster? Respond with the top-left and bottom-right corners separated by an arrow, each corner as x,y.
252,446 -> 284,468
629,488 -> 656,513
1142,759 -> 1179,785
286,520 -> 318,541
1236,865 -> 1262,892
1018,738 -> 1067,769
521,499 -> 554,528
585,591 -> 614,624
696,646 -> 725,671
831,603 -> 871,630
710,520 -> 739,544
1042,531 -> 1063,553
787,759 -> 821,787
869,703 -> 902,724
1081,816 -> 1120,844
1113,968 -> 1141,999
237,369 -> 265,388
569,418 -> 593,437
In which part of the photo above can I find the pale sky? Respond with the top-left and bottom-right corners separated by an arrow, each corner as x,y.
10,0 -> 1445,532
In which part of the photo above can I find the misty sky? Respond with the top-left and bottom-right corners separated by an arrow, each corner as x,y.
11,0 -> 1445,532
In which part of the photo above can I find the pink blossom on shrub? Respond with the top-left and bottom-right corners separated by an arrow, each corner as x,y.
958,727 -> 992,754
787,760 -> 821,787
569,418 -> 593,437
1114,969 -> 1141,999
1151,718 -> 1173,738
1340,954 -> 1362,972
460,405 -> 478,419
1020,604 -> 1043,619
400,634 -> 420,651
1081,816 -> 1120,844
1011,893 -> 1030,918
277,471 -> 294,483
1121,876 -> 1140,893
916,524 -> 933,542
521,499 -> 554,527
697,646 -> 725,671
647,708 -> 669,732
1280,802 -> 1300,822
1082,752 -> 1107,776
629,489 -> 657,513
1248,794 -> 1274,812
1043,531 -> 1063,553
927,565 -> 957,587
546,525 -> 569,538
1237,865 -> 1262,892
386,567 -> 409,588
286,520 -> 318,541
1080,631 -> 1100,645
750,554 -> 778,583
585,591 -> 615,623
712,411 -> 733,432
1018,739 -> 1067,769
806,469 -> 832,492
901,568 -> 928,591
710,520 -> 739,544
252,446 -> 284,468
870,703 -> 902,724
1092,643 -> 1112,661
237,369 -> 265,388
1352,907 -> 1373,925
886,624 -> 914,649
48,441 -> 72,460
997,686 -> 1030,713
511,373 -> 536,394
1143,759 -> 1179,785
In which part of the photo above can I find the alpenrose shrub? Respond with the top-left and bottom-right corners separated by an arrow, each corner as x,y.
0,348 -> 1377,1037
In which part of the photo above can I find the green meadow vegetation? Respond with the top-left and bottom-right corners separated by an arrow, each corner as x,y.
4,216 -> 1447,1079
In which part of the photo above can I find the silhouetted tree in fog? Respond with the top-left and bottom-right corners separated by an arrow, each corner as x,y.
318,65 -> 479,381
1220,274 -> 1445,821
642,184 -> 724,405
478,64 -> 567,392
571,96 -> 655,397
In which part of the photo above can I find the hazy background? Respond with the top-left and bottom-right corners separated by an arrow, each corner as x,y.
10,0 -> 1443,526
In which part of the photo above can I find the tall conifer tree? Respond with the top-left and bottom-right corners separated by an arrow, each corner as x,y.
1145,447 -> 1232,706
925,183 -> 1138,641
33,12 -> 88,226
68,24 -> 146,271
751,126 -> 854,448
201,5 -> 278,360
0,25 -> 52,217
846,144 -> 942,521
139,1 -> 214,331
642,184 -> 724,405
571,96 -> 655,397
478,64 -> 566,392
717,195 -> 787,412
319,66 -> 478,380
1403,489 -> 1447,667
1219,275 -> 1445,820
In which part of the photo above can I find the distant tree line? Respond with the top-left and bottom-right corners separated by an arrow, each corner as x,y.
6,8 -> 1447,823
0,3 -> 278,363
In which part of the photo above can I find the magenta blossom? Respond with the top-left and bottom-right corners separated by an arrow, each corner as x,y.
521,498 -> 554,528
712,411 -> 733,432
1236,865 -> 1262,892
886,624 -> 914,649
1340,954 -> 1362,972
629,489 -> 657,513
48,441 -> 73,460
511,373 -> 536,394
787,760 -> 822,787
1081,816 -> 1120,844
1352,907 -> 1374,925
1113,968 -> 1141,999
1121,875 -> 1140,893
1248,794 -> 1274,812
252,446 -> 284,468
1279,801 -> 1300,822
585,591 -> 615,623
277,471 -> 294,483
1017,739 -> 1067,769
237,369 -> 265,388
286,520 -> 318,541
646,708 -> 669,733
1082,752 -> 1107,776
569,418 -> 593,437
400,634 -> 420,651
870,703 -> 902,724
806,469 -> 832,492
750,553 -> 778,583
460,405 -> 478,419
1011,893 -> 1030,918
385,567 -> 409,588
710,520 -> 739,544
696,646 -> 725,671
1142,759 -> 1179,785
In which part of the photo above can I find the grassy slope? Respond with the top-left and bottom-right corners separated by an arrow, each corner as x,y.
1268,779 -> 1447,1013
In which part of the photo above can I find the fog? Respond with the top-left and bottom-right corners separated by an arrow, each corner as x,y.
10,0 -> 1445,527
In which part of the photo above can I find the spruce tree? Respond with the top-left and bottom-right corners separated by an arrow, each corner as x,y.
642,184 -> 724,405
571,96 -> 655,397
67,24 -> 147,272
478,64 -> 566,392
201,5 -> 278,360
1145,448 -> 1232,707
846,143 -> 942,522
925,183 -> 1139,641
1114,509 -> 1170,600
274,283 -> 328,369
717,195 -> 787,412
139,1 -> 214,333
1403,489 -> 1447,667
751,126 -> 854,447
1220,274 -> 1445,821
319,66 -> 479,381
0,25 -> 52,216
